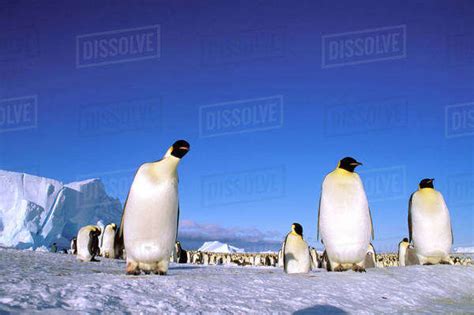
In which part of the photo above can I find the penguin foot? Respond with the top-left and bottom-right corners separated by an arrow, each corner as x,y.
126,262 -> 141,275
440,261 -> 453,265
423,262 -> 433,266
153,270 -> 167,276
351,264 -> 366,273
333,265 -> 346,272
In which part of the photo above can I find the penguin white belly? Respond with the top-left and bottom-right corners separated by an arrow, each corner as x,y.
284,234 -> 311,274
101,230 -> 115,258
320,173 -> 371,264
412,192 -> 451,259
124,180 -> 178,264
77,231 -> 92,261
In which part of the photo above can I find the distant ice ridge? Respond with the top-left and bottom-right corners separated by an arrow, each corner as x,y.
198,241 -> 245,253
0,170 -> 122,250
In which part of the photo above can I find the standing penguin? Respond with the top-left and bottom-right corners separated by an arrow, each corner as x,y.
318,157 -> 374,272
101,223 -> 117,258
76,225 -> 101,262
398,237 -> 419,266
409,178 -> 453,265
117,140 -> 190,275
282,223 -> 311,274
70,237 -> 77,255
363,243 -> 377,269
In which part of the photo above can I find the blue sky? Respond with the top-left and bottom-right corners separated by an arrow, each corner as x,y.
0,0 -> 472,251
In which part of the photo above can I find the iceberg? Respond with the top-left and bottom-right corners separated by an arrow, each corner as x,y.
0,170 -> 122,250
198,241 -> 245,253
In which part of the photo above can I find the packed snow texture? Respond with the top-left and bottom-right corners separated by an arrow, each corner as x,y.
198,241 -> 245,253
0,170 -> 122,250
0,248 -> 472,314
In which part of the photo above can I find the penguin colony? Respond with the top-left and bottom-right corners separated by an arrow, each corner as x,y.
68,141 -> 468,275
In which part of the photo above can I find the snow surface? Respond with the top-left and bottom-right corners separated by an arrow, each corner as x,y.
0,248 -> 472,314
0,170 -> 122,250
198,241 -> 244,253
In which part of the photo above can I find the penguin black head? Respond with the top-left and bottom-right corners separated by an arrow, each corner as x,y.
292,223 -> 303,236
171,140 -> 190,159
419,178 -> 434,189
402,237 -> 409,243
338,157 -> 363,172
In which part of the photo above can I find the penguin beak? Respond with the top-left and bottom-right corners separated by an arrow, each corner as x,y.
429,178 -> 434,183
350,162 -> 363,166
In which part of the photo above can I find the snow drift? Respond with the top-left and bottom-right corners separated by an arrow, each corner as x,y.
0,170 -> 122,250
198,241 -> 244,253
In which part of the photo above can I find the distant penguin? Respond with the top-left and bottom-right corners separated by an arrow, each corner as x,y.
176,241 -> 188,263
70,237 -> 77,255
309,247 -> 319,270
278,249 -> 284,267
101,223 -> 117,258
117,140 -> 190,275
76,225 -> 101,262
409,179 -> 453,265
398,237 -> 419,266
282,223 -> 311,274
364,243 -> 377,269
318,157 -> 374,272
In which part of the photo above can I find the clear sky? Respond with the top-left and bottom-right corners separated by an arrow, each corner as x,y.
0,0 -> 472,251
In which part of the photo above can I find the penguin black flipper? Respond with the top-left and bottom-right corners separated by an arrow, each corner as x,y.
408,193 -> 414,243
282,234 -> 288,272
369,207 -> 375,240
176,203 -> 180,242
317,194 -> 321,242
451,226 -> 454,245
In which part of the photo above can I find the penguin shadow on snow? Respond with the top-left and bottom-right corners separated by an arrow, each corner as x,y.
294,305 -> 348,314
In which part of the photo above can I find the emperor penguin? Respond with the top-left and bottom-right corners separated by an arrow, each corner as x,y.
283,223 -> 311,274
76,225 -> 101,262
117,140 -> 190,275
70,237 -> 77,255
398,237 -> 419,266
318,157 -> 374,272
408,179 -> 453,265
309,247 -> 319,270
363,243 -> 377,269
101,223 -> 117,258
278,248 -> 284,267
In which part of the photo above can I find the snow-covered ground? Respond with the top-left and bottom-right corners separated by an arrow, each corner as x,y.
0,248 -> 472,314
